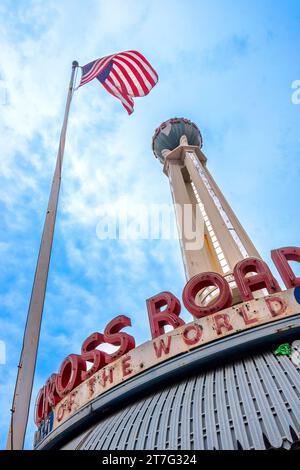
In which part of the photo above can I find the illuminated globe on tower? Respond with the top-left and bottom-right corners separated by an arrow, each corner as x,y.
34,118 -> 300,451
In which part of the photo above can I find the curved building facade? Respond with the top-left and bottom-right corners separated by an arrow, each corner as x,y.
67,350 -> 300,451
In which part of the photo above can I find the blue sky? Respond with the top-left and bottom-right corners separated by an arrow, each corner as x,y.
0,0 -> 300,449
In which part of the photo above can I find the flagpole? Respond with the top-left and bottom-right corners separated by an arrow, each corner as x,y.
6,60 -> 79,450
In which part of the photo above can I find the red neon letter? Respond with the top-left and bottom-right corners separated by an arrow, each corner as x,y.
43,373 -> 61,418
56,354 -> 86,398
214,313 -> 233,335
238,306 -> 258,325
153,336 -> 172,358
56,403 -> 65,422
182,324 -> 203,345
101,367 -> 114,387
104,315 -> 135,363
233,257 -> 281,301
271,246 -> 300,288
265,296 -> 287,317
34,386 -> 46,426
121,355 -> 132,377
81,332 -> 108,381
182,272 -> 232,318
146,291 -> 185,339
35,374 -> 61,425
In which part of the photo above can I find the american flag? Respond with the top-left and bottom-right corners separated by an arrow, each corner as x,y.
79,50 -> 158,115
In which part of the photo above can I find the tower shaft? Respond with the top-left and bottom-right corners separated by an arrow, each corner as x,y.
164,143 -> 261,281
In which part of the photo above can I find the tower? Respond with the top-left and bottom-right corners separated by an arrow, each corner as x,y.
152,117 -> 261,305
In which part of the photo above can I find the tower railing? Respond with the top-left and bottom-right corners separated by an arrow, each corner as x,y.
188,152 -> 249,259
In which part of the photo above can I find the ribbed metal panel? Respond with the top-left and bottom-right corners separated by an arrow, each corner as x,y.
73,350 -> 300,450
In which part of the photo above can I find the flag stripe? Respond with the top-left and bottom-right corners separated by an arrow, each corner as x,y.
120,52 -> 156,88
103,78 -> 134,114
110,68 -> 131,96
112,62 -> 139,96
125,51 -> 158,83
106,76 -> 134,108
114,56 -> 149,95
112,58 -> 144,96
129,50 -> 158,81
118,53 -> 155,92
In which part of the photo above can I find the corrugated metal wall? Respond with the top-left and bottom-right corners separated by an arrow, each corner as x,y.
72,351 -> 300,450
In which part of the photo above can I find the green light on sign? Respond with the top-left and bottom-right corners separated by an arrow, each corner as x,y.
274,343 -> 292,356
